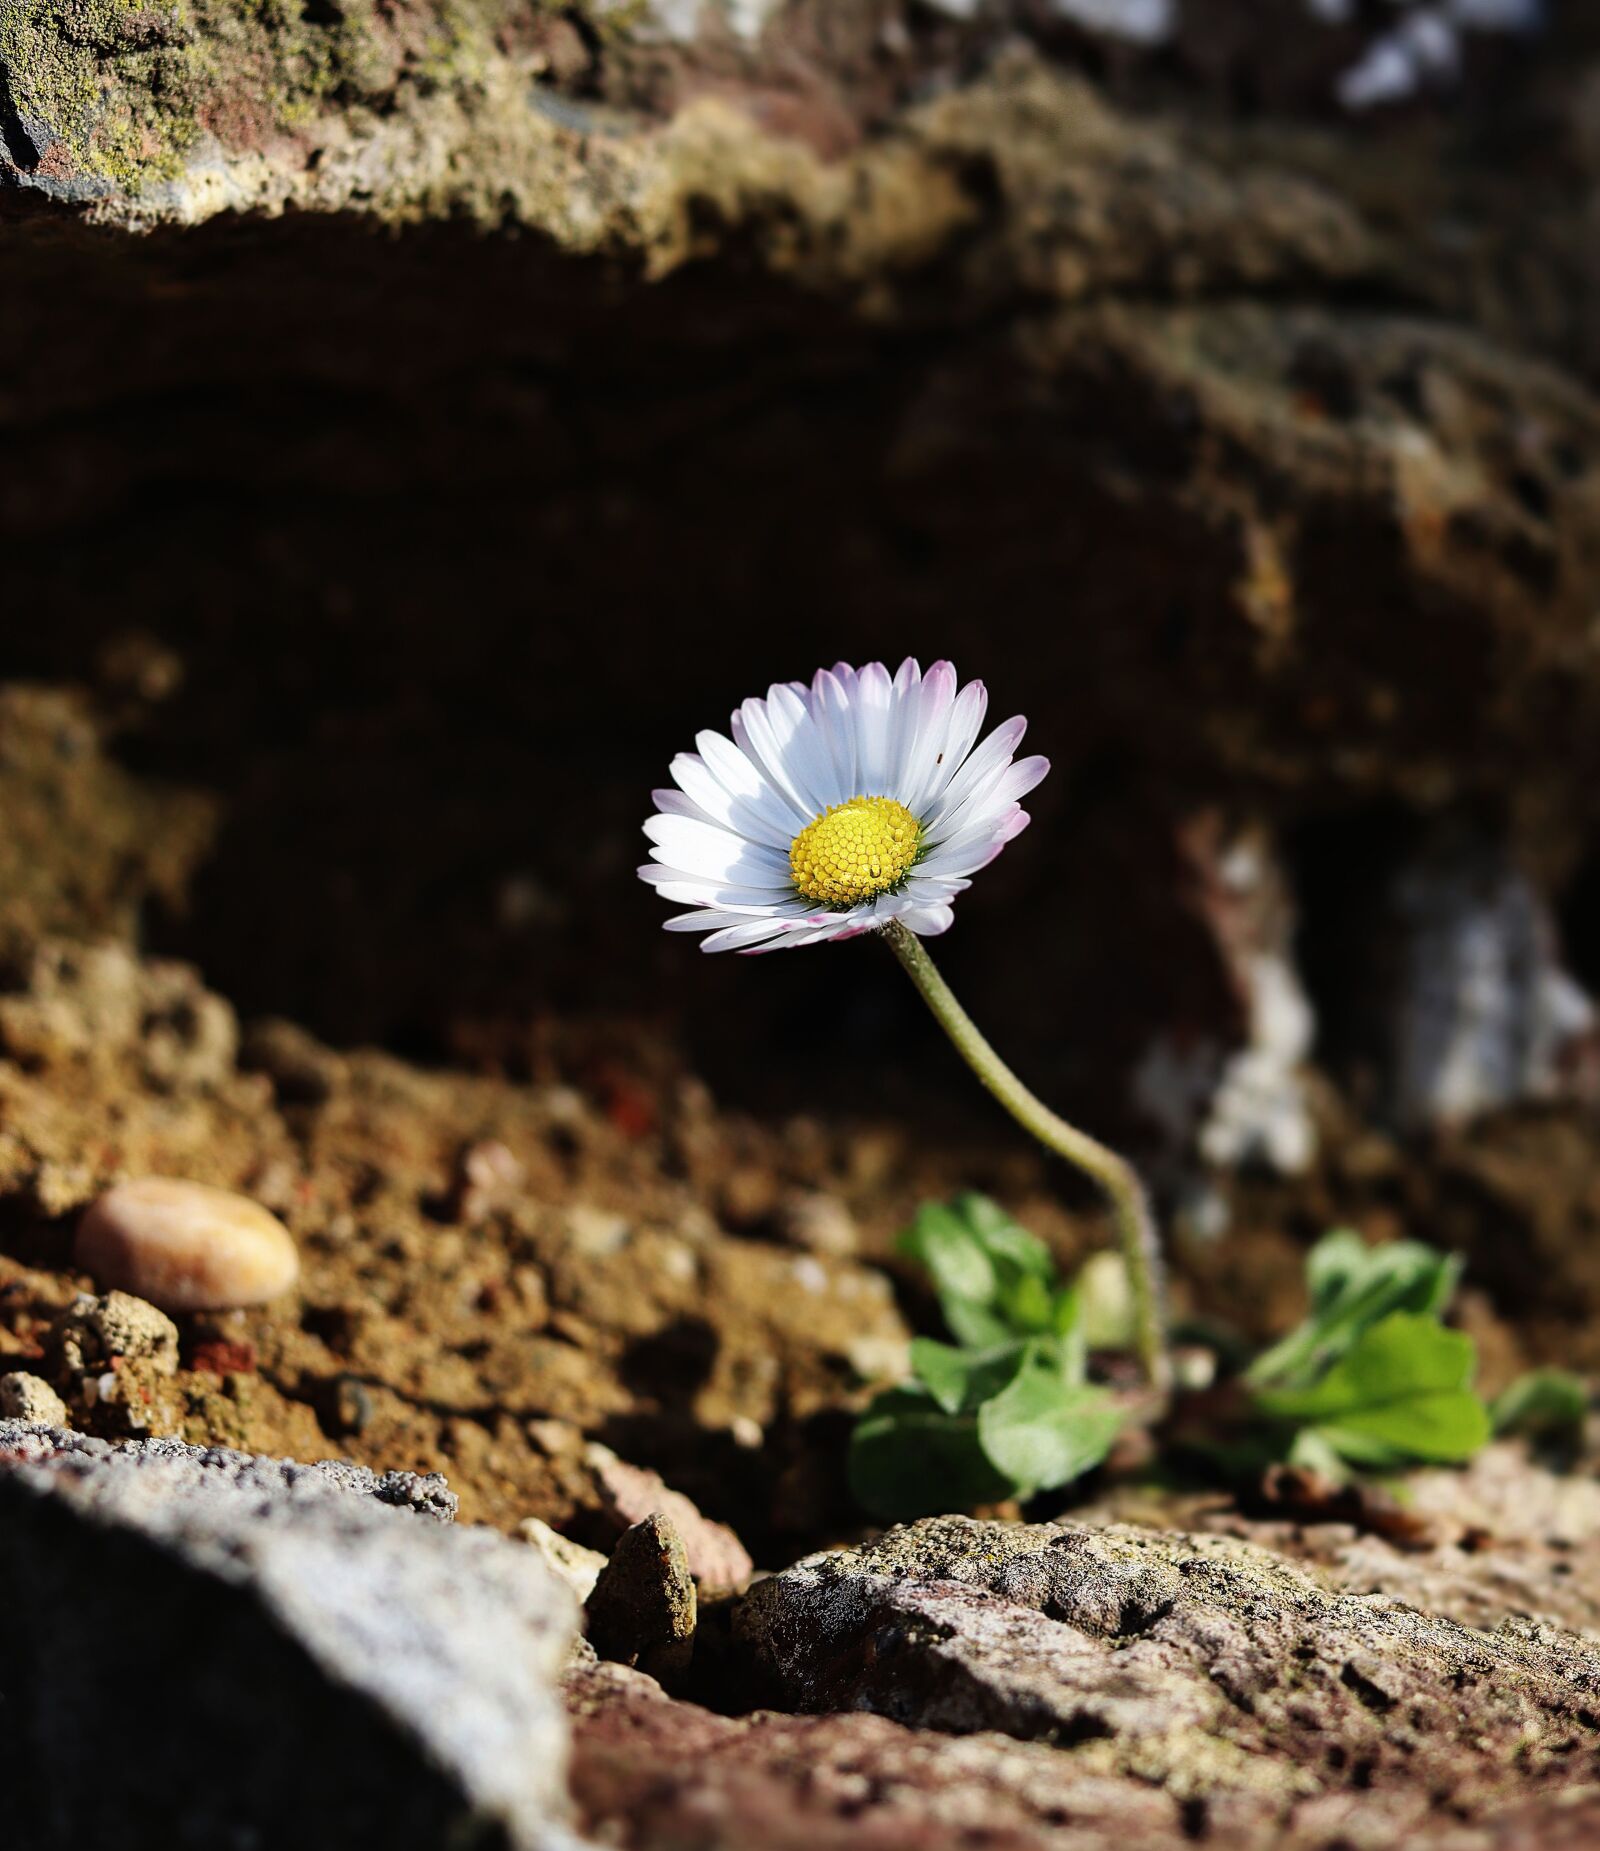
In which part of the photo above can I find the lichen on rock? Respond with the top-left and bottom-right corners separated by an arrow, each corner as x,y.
736,1515 -> 1600,1833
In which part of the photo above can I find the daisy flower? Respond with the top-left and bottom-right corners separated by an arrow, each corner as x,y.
642,656 -> 1170,1392
639,659 -> 1049,953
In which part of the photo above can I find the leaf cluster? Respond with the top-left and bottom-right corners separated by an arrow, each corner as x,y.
849,1195 -> 1120,1521
1243,1228 -> 1573,1477
852,1205 -> 1589,1522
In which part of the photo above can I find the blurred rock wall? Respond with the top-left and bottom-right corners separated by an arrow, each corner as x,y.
5,1 -> 1600,1240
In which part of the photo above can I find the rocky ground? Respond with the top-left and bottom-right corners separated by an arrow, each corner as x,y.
8,0 -> 1600,1846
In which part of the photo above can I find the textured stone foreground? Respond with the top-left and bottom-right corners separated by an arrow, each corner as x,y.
717,1513 -> 1600,1850
0,1424 -> 579,1851
10,1426 -> 1600,1849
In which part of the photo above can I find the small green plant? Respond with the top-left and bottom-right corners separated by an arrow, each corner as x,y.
1243,1229 -> 1490,1475
849,1194 -> 1121,1520
855,1210 -> 1587,1520
1490,1369 -> 1589,1445
1233,1229 -> 1586,1480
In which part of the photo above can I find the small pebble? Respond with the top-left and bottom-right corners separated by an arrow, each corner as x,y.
518,1517 -> 608,1603
719,1165 -> 778,1229
777,1189 -> 859,1257
51,1290 -> 179,1377
584,1512 -> 697,1684
585,1443 -> 755,1590
564,1205 -> 629,1258
0,1371 -> 70,1427
789,1256 -> 828,1295
454,1139 -> 526,1221
329,1374 -> 374,1436
75,1178 -> 300,1313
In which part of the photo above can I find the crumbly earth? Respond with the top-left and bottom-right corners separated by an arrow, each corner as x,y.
0,934 -> 928,1547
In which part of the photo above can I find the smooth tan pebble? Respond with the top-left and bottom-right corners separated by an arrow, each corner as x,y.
75,1177 -> 300,1313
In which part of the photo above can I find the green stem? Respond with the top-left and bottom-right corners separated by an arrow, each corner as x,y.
881,918 -> 1171,1394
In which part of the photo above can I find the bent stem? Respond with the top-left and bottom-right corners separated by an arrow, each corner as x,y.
881,918 -> 1171,1394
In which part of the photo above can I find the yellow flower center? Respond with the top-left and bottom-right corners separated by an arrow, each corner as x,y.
789,795 -> 922,908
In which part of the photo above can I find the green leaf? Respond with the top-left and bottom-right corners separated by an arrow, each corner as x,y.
1304,1228 -> 1372,1314
1051,1283 -> 1084,1338
997,1270 -> 1056,1335
897,1194 -> 1063,1348
975,1351 -> 1122,1498
870,1196 -> 1125,1515
1247,1230 -> 1463,1391
910,1337 -> 1029,1416
1255,1312 -> 1490,1468
1491,1369 -> 1588,1443
849,1384 -> 1011,1520
956,1193 -> 1056,1280
898,1200 -> 997,1306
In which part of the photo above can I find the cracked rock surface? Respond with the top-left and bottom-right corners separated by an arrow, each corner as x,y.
730,1513 -> 1600,1845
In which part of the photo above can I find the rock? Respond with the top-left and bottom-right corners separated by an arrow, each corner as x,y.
50,1289 -> 180,1376
585,1513 -> 697,1684
0,1372 -> 69,1426
735,1516 -> 1600,1835
75,1177 -> 300,1312
239,1016 -> 348,1105
450,1139 -> 528,1224
0,702 -> 216,958
0,939 -> 235,1091
568,1646 -> 1600,1851
0,1425 -> 575,1850
566,1658 -> 1183,1851
520,1516 -> 608,1604
586,1443 -> 755,1591
45,1289 -> 185,1437
1136,1441 -> 1600,1641
776,1190 -> 859,1257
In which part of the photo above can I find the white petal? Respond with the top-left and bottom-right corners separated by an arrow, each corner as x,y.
886,658 -> 922,790
650,788 -> 712,824
918,809 -> 1030,879
765,682 -> 839,814
733,695 -> 827,822
670,754 -> 792,850
646,877 -> 807,910
897,659 -> 959,813
663,908 -> 769,933
644,814 -> 793,884
701,916 -> 803,953
923,716 -> 1028,830
639,863 -> 794,901
916,679 -> 988,814
810,667 -> 859,802
697,727 -> 807,832
853,662 -> 895,793
930,754 -> 1049,844
902,870 -> 974,902
748,914 -> 860,954
896,901 -> 956,937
